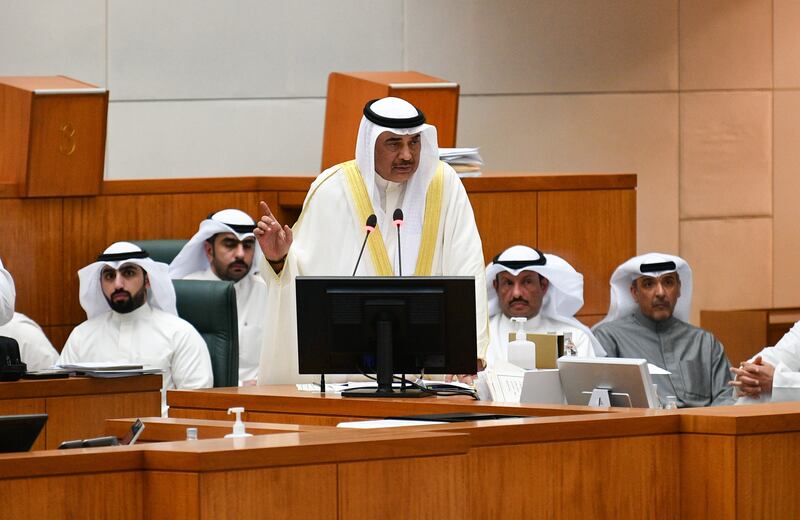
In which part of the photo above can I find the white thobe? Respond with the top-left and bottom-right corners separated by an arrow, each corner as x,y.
737,320 -> 800,403
0,261 -> 15,326
58,303 -> 213,413
486,313 -> 596,369
258,162 -> 488,384
0,313 -> 58,370
184,269 -> 268,385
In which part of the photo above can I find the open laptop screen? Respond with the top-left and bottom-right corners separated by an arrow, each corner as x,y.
0,413 -> 47,452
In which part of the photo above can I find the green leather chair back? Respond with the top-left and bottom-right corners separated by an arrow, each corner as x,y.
131,240 -> 188,264
172,280 -> 239,387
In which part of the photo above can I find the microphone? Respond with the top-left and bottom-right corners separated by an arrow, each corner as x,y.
352,214 -> 377,276
393,208 -> 404,276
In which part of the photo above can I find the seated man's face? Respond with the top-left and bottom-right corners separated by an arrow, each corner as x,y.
630,272 -> 681,322
494,271 -> 549,319
205,232 -> 255,282
101,263 -> 148,314
373,131 -> 421,183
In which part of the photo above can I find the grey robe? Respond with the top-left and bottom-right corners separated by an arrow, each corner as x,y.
592,310 -> 734,407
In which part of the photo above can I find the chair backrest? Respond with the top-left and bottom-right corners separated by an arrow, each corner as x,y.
172,280 -> 239,387
131,240 -> 188,264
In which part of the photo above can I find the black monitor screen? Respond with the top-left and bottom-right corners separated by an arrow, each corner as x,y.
0,413 -> 47,453
296,276 -> 477,376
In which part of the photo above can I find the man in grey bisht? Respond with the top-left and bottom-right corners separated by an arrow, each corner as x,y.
592,253 -> 734,407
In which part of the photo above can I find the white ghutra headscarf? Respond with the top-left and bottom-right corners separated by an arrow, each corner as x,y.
78,242 -> 177,319
169,208 -> 257,279
598,252 -> 693,325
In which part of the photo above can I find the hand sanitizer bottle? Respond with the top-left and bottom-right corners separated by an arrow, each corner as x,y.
224,407 -> 253,438
507,317 -> 536,369
563,332 -> 578,356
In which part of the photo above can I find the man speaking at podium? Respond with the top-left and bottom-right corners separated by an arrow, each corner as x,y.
255,97 -> 488,383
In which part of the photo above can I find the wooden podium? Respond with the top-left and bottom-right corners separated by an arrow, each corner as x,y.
0,76 -> 108,197
321,71 -> 460,170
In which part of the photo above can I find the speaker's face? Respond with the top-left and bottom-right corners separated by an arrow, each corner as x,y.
373,131 -> 421,183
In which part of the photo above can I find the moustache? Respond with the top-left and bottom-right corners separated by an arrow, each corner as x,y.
228,260 -> 249,269
510,297 -> 529,305
111,289 -> 131,299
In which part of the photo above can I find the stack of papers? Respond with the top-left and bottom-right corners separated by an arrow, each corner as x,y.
439,147 -> 483,177
55,363 -> 163,378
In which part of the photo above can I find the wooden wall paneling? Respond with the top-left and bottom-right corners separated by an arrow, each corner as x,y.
338,454 -> 468,519
0,198 -> 64,326
145,471 -> 200,520
468,435 -> 680,519
735,432 -> 800,520
700,310 -> 768,366
41,325 -> 73,352
198,465 -> 338,520
0,397 -> 46,450
1,472 -> 143,519
680,433 -> 736,519
468,191 -> 537,263
537,189 -> 636,316
45,390 -> 161,449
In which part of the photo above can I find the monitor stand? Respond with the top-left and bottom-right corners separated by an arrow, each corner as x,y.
341,318 -> 432,398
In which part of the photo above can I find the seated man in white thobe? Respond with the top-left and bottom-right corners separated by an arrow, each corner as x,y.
592,253 -> 734,407
58,242 -> 213,412
170,209 -> 267,386
485,245 -> 604,369
255,97 -> 488,383
0,259 -> 16,326
729,321 -> 800,402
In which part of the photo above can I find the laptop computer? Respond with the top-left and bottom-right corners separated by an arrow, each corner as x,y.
0,413 -> 47,452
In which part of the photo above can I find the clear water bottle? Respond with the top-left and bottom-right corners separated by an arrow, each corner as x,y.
563,332 -> 578,356
186,427 -> 198,441
664,396 -> 679,410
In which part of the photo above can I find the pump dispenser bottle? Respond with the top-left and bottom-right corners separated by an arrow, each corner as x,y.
507,317 -> 537,369
224,407 -> 253,438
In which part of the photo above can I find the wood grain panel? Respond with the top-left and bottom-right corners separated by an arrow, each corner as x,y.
468,435 -> 680,519
538,189 -> 636,316
736,432 -> 800,520
145,471 -> 199,520
1,472 -> 142,519
0,198 -> 64,326
27,93 -> 106,196
338,454 -> 468,520
198,465 -> 337,520
167,406 -> 362,426
700,310 -> 768,365
41,325 -> 73,352
0,80 -> 32,187
681,433 -> 736,519
469,191 -> 537,263
46,390 -> 161,449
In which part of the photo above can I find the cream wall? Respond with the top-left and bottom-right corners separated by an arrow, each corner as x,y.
1,0 -> 797,322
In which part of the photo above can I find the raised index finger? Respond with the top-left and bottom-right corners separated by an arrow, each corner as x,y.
259,200 -> 276,220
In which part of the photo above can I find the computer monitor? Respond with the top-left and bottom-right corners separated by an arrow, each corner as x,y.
557,357 -> 659,408
0,413 -> 47,452
296,276 -> 477,398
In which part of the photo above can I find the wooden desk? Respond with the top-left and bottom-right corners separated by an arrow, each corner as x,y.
0,375 -> 161,449
0,172 -> 634,347
0,422 -> 470,520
